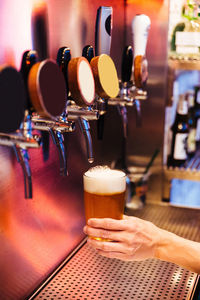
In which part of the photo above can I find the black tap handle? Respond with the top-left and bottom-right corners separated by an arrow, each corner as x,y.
20,50 -> 38,111
121,46 -> 133,83
57,46 -> 71,97
20,50 -> 50,162
82,45 -> 94,62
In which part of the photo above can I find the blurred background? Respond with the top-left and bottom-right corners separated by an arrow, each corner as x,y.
1,0 -> 199,299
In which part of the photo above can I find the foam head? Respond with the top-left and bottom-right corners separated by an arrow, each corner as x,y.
83,166 -> 126,195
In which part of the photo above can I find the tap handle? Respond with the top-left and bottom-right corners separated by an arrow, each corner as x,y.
31,0 -> 49,60
95,6 -> 113,56
0,66 -> 26,133
82,45 -> 94,62
78,118 -> 94,163
49,129 -> 67,176
121,46 -> 133,83
132,14 -> 151,58
95,6 -> 113,141
57,46 -> 71,97
20,50 -> 38,80
20,50 -> 38,111
132,14 -> 151,89
13,145 -> 32,199
20,50 -> 50,161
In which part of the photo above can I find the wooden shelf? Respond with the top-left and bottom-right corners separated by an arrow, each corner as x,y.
163,166 -> 200,181
162,167 -> 200,200
168,58 -> 200,71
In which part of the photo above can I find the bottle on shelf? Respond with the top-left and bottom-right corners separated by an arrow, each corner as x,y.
186,89 -> 196,157
194,85 -> 200,148
167,94 -> 189,168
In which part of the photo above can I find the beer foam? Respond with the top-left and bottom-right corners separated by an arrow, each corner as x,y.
84,166 -> 126,194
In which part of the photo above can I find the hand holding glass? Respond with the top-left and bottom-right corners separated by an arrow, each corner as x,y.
83,166 -> 126,240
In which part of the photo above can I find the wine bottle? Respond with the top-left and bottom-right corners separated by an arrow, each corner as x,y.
194,85 -> 200,149
168,94 -> 189,167
186,90 -> 196,157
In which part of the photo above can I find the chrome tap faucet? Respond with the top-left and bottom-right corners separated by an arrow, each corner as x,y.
31,114 -> 75,176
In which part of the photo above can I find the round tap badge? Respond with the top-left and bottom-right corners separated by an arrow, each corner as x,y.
68,57 -> 95,107
134,55 -> 148,89
0,65 -> 26,133
28,59 -> 66,119
90,54 -> 119,99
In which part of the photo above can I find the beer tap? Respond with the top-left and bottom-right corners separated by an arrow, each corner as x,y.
95,6 -> 113,140
119,46 -> 133,138
28,58 -> 74,176
57,46 -> 98,164
110,46 -> 134,172
107,45 -> 147,120
132,14 -> 151,90
0,64 -> 41,198
130,14 -> 151,125
82,45 -> 107,140
20,50 -> 49,160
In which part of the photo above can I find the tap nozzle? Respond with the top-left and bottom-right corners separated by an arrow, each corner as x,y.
13,145 -> 32,199
78,117 -> 94,164
49,128 -> 67,176
67,101 -> 99,162
32,115 -> 75,176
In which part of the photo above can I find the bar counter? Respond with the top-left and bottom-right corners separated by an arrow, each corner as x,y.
29,204 -> 200,300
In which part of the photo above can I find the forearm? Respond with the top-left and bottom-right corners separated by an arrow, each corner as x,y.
155,229 -> 200,274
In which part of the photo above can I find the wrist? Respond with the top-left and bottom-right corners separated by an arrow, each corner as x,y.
154,228 -> 176,261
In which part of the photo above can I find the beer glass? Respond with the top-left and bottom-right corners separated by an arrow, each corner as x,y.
83,166 -> 126,240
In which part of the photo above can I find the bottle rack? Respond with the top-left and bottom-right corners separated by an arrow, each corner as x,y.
163,58 -> 200,201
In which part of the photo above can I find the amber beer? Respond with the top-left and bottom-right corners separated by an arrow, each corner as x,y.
83,166 -> 126,239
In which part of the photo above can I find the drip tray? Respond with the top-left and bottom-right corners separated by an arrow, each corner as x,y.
31,204 -> 200,300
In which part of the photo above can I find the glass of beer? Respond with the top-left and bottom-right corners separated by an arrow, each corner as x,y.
83,166 -> 126,240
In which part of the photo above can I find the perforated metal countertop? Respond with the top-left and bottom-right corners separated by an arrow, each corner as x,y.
30,204 -> 200,300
